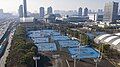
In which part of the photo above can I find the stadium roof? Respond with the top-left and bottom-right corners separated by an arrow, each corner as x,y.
94,33 -> 120,51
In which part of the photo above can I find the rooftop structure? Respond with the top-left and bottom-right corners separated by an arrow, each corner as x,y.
20,17 -> 35,22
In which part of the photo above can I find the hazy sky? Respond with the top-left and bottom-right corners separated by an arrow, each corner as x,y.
0,0 -> 119,13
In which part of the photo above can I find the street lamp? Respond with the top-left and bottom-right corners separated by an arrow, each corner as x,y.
94,58 -> 100,67
74,57 -> 76,67
52,54 -> 60,67
33,56 -> 40,67
73,43 -> 81,67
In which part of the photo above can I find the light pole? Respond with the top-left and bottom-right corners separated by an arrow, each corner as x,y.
94,59 -> 97,67
52,54 -> 60,67
94,58 -> 99,67
73,37 -> 81,67
33,56 -> 40,67
74,44 -> 80,67
74,57 -> 76,67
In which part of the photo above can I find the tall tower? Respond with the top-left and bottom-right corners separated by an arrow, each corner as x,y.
78,7 -> 82,16
103,1 -> 119,22
23,0 -> 27,17
84,7 -> 88,16
40,7 -> 45,18
47,6 -> 53,14
18,5 -> 23,17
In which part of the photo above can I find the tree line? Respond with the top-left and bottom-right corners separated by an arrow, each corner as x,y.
6,26 -> 51,67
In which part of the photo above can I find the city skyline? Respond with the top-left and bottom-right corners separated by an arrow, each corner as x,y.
0,0 -> 120,13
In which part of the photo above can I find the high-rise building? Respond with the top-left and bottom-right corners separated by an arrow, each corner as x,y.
47,6 -> 53,14
19,5 -> 23,17
88,10 -> 92,14
98,9 -> 103,14
23,0 -> 27,17
39,7 -> 45,18
0,9 -> 3,14
119,9 -> 120,14
103,1 -> 119,22
84,7 -> 88,16
54,10 -> 77,17
97,9 -> 104,21
78,7 -> 82,16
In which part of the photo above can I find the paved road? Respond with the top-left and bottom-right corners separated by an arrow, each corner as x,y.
0,32 -> 13,67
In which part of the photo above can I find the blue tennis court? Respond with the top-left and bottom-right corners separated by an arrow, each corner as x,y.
28,30 -> 61,38
58,40 -> 80,47
35,43 -> 57,52
32,37 -> 49,43
51,32 -> 61,36
68,46 -> 100,59
51,36 -> 70,41
42,30 -> 61,36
